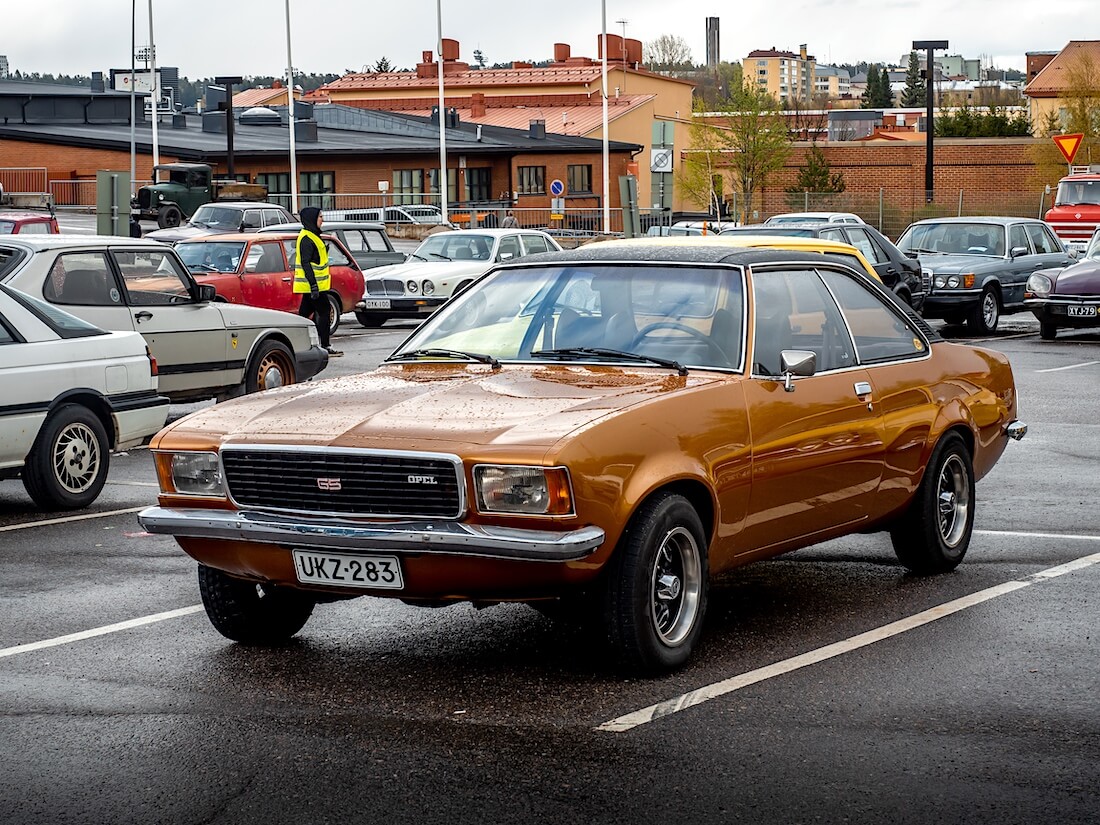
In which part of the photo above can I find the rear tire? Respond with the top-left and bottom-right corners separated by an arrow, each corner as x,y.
197,565 -> 315,644
354,310 -> 388,328
890,433 -> 975,575
1039,322 -> 1058,341
22,403 -> 110,510
601,492 -> 709,672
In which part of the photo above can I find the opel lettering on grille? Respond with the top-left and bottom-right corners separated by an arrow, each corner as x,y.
407,475 -> 438,485
316,478 -> 342,491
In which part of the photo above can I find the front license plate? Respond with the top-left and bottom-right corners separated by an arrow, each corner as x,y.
363,298 -> 391,309
292,549 -> 403,590
1067,305 -> 1097,317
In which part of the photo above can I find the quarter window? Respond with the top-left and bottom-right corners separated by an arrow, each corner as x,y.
845,227 -> 886,264
521,234 -> 550,255
819,269 -> 925,363
1025,223 -> 1060,254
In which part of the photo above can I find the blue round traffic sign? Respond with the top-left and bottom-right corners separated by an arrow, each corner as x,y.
549,179 -> 565,196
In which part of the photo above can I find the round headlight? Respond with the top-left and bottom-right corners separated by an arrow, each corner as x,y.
934,276 -> 947,288
421,280 -> 435,296
406,279 -> 419,294
947,275 -> 961,288
1027,273 -> 1053,297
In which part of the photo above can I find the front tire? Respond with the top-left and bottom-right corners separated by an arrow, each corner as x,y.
1039,322 -> 1058,341
22,404 -> 110,510
967,286 -> 1000,334
245,339 -> 296,394
157,204 -> 182,229
890,433 -> 975,575
197,565 -> 315,643
326,292 -> 342,336
354,310 -> 388,328
602,492 -> 709,672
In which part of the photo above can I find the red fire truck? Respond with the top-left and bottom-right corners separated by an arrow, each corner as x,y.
1045,166 -> 1100,253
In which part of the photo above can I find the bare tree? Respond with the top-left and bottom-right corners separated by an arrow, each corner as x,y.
675,98 -> 729,217
644,35 -> 695,72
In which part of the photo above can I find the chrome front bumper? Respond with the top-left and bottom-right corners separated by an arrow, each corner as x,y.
1006,420 -> 1028,441
138,506 -> 605,562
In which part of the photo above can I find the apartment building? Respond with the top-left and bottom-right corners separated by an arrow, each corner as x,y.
745,45 -> 816,102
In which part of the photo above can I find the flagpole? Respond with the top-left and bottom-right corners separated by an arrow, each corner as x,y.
437,0 -> 449,223
285,0 -> 299,213
147,0 -> 160,169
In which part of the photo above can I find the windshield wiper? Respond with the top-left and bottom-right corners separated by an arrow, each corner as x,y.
386,348 -> 500,369
531,347 -> 688,375
428,252 -> 452,261
908,247 -> 939,254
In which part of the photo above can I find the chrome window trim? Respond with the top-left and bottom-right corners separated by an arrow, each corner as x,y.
218,443 -> 467,520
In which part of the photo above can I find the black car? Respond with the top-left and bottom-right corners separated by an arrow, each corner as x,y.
721,223 -> 926,310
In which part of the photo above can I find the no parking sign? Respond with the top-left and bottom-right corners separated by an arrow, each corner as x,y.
549,179 -> 565,197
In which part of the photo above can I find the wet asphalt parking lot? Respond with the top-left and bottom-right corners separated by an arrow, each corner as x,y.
1,216 -> 1098,824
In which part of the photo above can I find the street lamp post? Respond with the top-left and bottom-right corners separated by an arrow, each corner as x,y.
437,0 -> 448,224
601,0 -> 610,234
130,0 -> 136,199
147,0 -> 159,169
285,0 -> 299,213
913,39 -> 948,203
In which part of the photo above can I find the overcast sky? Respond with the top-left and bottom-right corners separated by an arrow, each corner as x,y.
3,0 -> 1090,80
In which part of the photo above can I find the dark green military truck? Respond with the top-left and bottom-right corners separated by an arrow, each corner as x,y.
133,163 -> 268,228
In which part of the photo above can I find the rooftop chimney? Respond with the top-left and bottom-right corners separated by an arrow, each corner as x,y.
470,92 -> 486,118
529,119 -> 546,140
441,38 -> 460,62
554,43 -> 571,62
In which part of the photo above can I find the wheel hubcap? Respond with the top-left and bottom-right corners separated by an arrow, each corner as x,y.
257,355 -> 287,390
937,454 -> 971,547
53,423 -> 100,493
983,294 -> 998,327
650,526 -> 702,646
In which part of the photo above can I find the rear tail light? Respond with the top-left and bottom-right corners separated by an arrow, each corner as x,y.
146,345 -> 158,376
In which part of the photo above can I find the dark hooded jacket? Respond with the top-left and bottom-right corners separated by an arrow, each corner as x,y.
298,206 -> 323,290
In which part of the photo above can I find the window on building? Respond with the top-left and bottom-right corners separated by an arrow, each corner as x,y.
256,172 -> 291,210
428,168 -> 457,206
568,164 -> 593,194
393,169 -> 424,205
300,171 -> 335,210
465,168 -> 491,202
517,166 -> 545,195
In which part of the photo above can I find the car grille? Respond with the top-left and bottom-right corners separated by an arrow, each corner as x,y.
137,189 -> 152,209
365,279 -> 405,297
221,447 -> 463,518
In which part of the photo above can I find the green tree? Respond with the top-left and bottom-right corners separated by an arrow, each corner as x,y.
374,57 -> 393,73
473,50 -> 486,69
874,67 -> 895,108
723,84 -> 793,220
861,65 -> 881,108
901,51 -> 926,107
786,144 -> 845,203
676,98 -> 729,217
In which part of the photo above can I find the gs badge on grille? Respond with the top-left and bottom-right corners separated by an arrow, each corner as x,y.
316,478 -> 343,491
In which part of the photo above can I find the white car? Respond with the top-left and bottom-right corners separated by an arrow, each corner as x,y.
763,212 -> 866,226
0,236 -> 328,403
0,282 -> 169,509
355,228 -> 562,327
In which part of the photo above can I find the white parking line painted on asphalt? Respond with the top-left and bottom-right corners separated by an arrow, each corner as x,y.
597,546 -> 1100,733
0,605 -> 204,659
1036,360 -> 1100,373
0,506 -> 145,533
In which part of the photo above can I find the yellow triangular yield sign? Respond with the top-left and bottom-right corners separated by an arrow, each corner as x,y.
1053,133 -> 1084,165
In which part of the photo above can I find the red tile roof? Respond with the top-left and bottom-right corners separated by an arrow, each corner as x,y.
391,94 -> 654,136
321,64 -> 692,92
231,86 -> 301,108
1025,41 -> 1100,96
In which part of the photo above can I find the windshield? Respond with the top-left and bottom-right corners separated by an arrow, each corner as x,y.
394,263 -> 745,371
413,233 -> 494,262
897,222 -> 1005,256
1055,179 -> 1100,207
177,241 -> 246,272
190,205 -> 244,229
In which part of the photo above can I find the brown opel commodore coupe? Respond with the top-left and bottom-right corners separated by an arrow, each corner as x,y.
139,241 -> 1026,671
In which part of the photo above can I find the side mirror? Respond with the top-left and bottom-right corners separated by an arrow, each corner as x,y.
779,349 -> 816,393
497,252 -> 514,262
903,250 -> 919,260
196,283 -> 217,302
1067,248 -> 1080,259
1010,246 -> 1029,258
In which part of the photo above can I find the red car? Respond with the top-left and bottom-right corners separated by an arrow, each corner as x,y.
175,233 -> 365,335
0,212 -> 61,235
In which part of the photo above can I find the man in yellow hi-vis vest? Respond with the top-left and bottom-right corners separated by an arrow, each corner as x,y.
294,206 -> 341,356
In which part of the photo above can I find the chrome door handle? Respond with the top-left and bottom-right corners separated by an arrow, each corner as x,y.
134,311 -> 153,322
854,381 -> 872,397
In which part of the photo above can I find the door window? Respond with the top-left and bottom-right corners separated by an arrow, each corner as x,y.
752,269 -> 854,376
246,242 -> 286,273
819,269 -> 926,363
521,234 -> 550,255
324,240 -> 351,266
44,252 -> 121,307
497,235 -> 521,260
1025,223 -> 1060,254
241,210 -> 262,230
1008,225 -> 1030,255
845,227 -> 885,264
113,249 -> 193,306
339,231 -> 368,253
